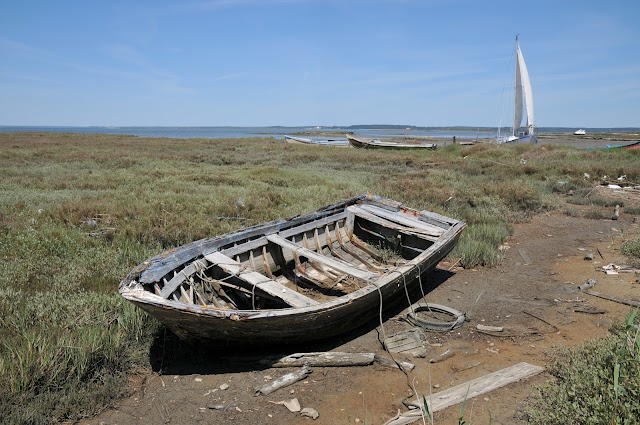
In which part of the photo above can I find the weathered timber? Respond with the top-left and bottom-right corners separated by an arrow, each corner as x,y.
385,363 -> 544,425
348,206 -> 439,241
584,290 -> 640,307
264,352 -> 375,367
205,251 -> 319,308
373,354 -> 416,372
411,362 -> 543,409
359,204 -> 445,236
265,234 -> 378,281
255,366 -> 311,396
476,324 -> 504,332
429,348 -> 455,363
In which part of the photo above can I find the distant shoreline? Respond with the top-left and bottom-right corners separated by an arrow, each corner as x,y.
1,126 -> 638,141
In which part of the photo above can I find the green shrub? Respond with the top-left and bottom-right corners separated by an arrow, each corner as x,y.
525,310 -> 640,424
621,239 -> 640,261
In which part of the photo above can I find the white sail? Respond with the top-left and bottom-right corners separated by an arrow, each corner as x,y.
513,39 -> 534,136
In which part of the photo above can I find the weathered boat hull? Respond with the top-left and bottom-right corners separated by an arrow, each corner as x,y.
347,135 -> 437,150
284,135 -> 350,147
503,134 -> 538,145
120,194 -> 465,346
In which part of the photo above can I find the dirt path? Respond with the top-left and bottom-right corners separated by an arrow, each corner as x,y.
87,207 -> 639,425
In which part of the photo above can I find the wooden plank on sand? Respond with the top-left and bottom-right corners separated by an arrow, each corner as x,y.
410,361 -> 544,411
386,362 -> 543,425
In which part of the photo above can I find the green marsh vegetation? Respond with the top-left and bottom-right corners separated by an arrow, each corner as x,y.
0,132 -> 638,423
525,309 -> 640,425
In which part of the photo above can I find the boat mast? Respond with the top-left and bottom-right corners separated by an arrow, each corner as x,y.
512,35 -> 519,138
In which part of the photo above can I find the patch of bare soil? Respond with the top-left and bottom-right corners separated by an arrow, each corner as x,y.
86,205 -> 640,425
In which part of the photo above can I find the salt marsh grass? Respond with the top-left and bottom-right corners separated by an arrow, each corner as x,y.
0,132 -> 637,423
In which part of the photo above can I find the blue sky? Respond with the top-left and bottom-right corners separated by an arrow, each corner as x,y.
1,0 -> 638,127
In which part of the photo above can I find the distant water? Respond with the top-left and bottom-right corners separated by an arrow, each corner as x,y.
1,126 -> 638,140
0,126 -> 491,140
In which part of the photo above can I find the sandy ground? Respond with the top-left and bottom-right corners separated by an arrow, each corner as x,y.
83,190 -> 640,425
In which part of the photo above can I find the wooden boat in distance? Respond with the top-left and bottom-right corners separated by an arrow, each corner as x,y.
119,194 -> 465,346
284,135 -> 350,147
347,135 -> 437,150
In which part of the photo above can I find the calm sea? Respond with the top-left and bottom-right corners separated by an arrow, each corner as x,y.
0,126 -> 489,140
1,126 -> 637,140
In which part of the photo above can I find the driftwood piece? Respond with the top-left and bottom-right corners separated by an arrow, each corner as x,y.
429,348 -> 455,363
384,363 -> 544,425
255,366 -> 311,396
573,306 -> 606,314
373,354 -> 416,371
584,290 -> 640,307
266,352 -> 375,368
476,324 -> 504,332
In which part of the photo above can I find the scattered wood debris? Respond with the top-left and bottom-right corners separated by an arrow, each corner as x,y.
255,366 -> 311,396
476,324 -> 504,332
578,278 -> 597,290
384,362 -> 544,425
263,352 -> 375,368
373,354 -> 415,372
208,403 -> 235,411
584,290 -> 640,307
429,348 -> 455,363
384,329 -> 427,357
573,306 -> 606,314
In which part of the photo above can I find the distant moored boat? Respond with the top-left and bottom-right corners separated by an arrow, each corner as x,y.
574,129 -> 586,135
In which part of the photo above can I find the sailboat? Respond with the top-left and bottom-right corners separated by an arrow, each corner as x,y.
500,36 -> 537,144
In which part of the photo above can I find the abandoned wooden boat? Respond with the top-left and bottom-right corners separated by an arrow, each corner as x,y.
347,135 -> 437,150
284,135 -> 350,147
119,194 -> 465,346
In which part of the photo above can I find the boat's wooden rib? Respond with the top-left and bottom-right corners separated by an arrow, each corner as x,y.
265,234 -> 378,282
335,225 -> 382,266
219,211 -> 347,260
348,206 -> 440,241
204,251 -> 319,308
358,204 -> 445,236
159,259 -> 207,299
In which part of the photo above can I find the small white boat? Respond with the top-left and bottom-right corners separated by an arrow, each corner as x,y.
574,129 -> 586,135
284,135 -> 350,147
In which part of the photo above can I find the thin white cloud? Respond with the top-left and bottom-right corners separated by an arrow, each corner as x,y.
191,0 -> 311,9
212,73 -> 244,81
1,37 -> 193,94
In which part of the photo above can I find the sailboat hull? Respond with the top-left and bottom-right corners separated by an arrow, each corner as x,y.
504,134 -> 537,145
